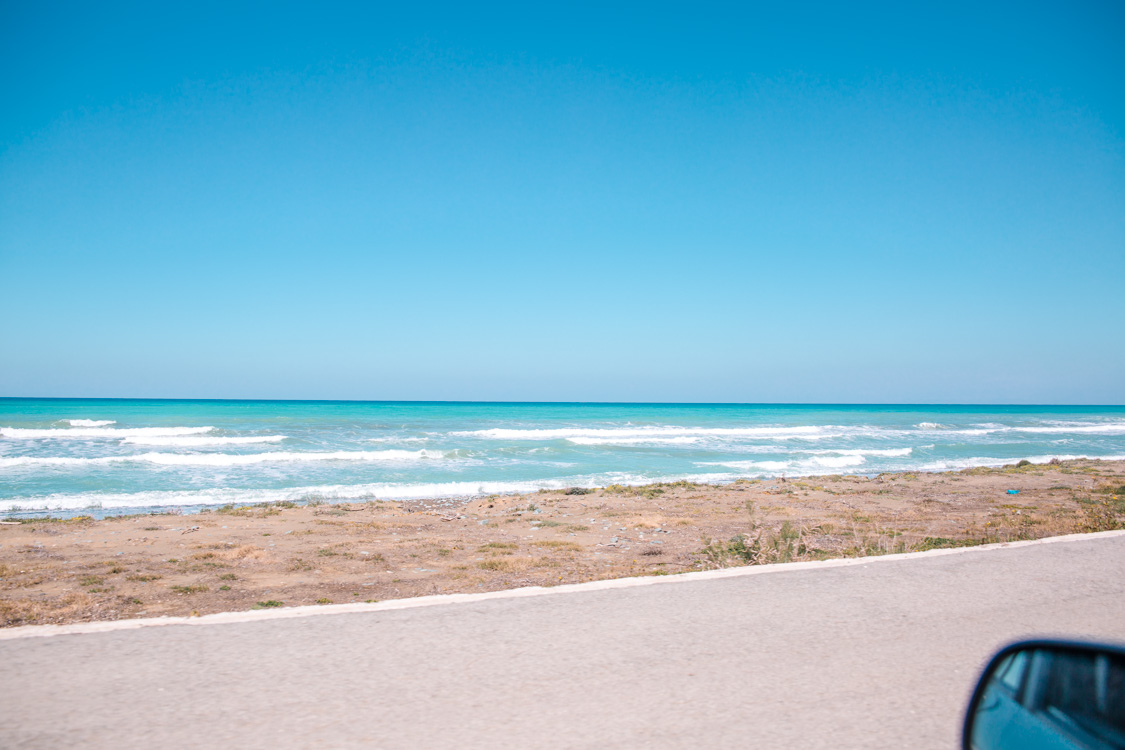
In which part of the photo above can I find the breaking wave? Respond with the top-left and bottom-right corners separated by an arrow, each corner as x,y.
796,448 -> 913,457
459,426 -> 827,441
567,436 -> 704,446
0,449 -> 448,468
121,435 -> 287,447
1014,423 -> 1125,435
1,426 -> 214,439
703,455 -> 867,471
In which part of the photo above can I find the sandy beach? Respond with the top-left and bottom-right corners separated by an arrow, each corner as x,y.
2,458 -> 1122,628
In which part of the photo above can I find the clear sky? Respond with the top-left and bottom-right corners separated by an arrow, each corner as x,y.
1,1 -> 1122,404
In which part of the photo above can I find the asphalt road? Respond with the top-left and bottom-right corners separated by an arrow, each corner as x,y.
2,533 -> 1123,749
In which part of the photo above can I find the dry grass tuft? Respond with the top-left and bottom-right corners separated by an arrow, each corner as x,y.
530,541 -> 582,552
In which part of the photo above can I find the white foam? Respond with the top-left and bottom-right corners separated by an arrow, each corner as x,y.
458,426 -> 827,441
66,419 -> 116,427
7,452 -> 1123,514
908,421 -> 1125,437
0,478 -> 569,512
935,428 -> 1006,437
805,455 -> 866,468
917,457 -> 1014,472
0,426 -> 214,439
707,455 -> 865,471
797,448 -> 913,457
0,469 -> 765,513
121,435 -> 287,447
701,460 -> 791,471
0,449 -> 447,468
566,436 -> 704,446
1015,423 -> 1125,435
699,448 -> 911,471
917,454 -> 1125,472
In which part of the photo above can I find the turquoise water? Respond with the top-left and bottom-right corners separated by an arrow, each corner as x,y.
2,399 -> 1124,517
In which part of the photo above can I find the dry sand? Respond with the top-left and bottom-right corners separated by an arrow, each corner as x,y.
2,458 -> 1123,627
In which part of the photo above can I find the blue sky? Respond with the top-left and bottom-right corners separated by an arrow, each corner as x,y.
1,1 -> 1123,403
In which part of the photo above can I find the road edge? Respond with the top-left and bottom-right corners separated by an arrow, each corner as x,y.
3,528 -> 1123,641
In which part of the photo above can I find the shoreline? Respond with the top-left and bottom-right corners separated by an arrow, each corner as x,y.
2,458 -> 1122,628
6,454 -> 1125,521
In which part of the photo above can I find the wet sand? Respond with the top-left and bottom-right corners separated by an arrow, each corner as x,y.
2,458 -> 1122,627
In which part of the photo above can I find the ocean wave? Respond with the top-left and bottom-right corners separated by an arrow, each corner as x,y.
1014,423 -> 1125,435
66,419 -> 116,427
698,448 -> 911,470
806,455 -> 867,468
0,477 -> 603,512
697,454 -> 866,471
916,456 -> 1019,471
931,428 -> 1005,437
0,449 -> 448,468
908,421 -> 1125,437
0,470 -> 766,513
457,426 -> 827,441
5,451 -> 1124,514
566,436 -> 704,446
0,426 -> 214,439
121,435 -> 287,447
796,448 -> 913,457
714,452 -> 1125,476
918,454 -> 1125,472
703,460 -> 792,471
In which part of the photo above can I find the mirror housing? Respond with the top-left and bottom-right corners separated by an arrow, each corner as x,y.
963,639 -> 1125,750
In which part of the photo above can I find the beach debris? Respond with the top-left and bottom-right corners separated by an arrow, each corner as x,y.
1007,490 -> 1020,495
181,526 -> 200,534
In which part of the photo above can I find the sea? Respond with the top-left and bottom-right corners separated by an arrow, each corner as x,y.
2,399 -> 1123,518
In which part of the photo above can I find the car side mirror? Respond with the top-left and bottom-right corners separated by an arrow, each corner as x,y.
963,640 -> 1125,750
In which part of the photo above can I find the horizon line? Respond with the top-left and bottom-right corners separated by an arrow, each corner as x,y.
1,397 -> 1123,408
